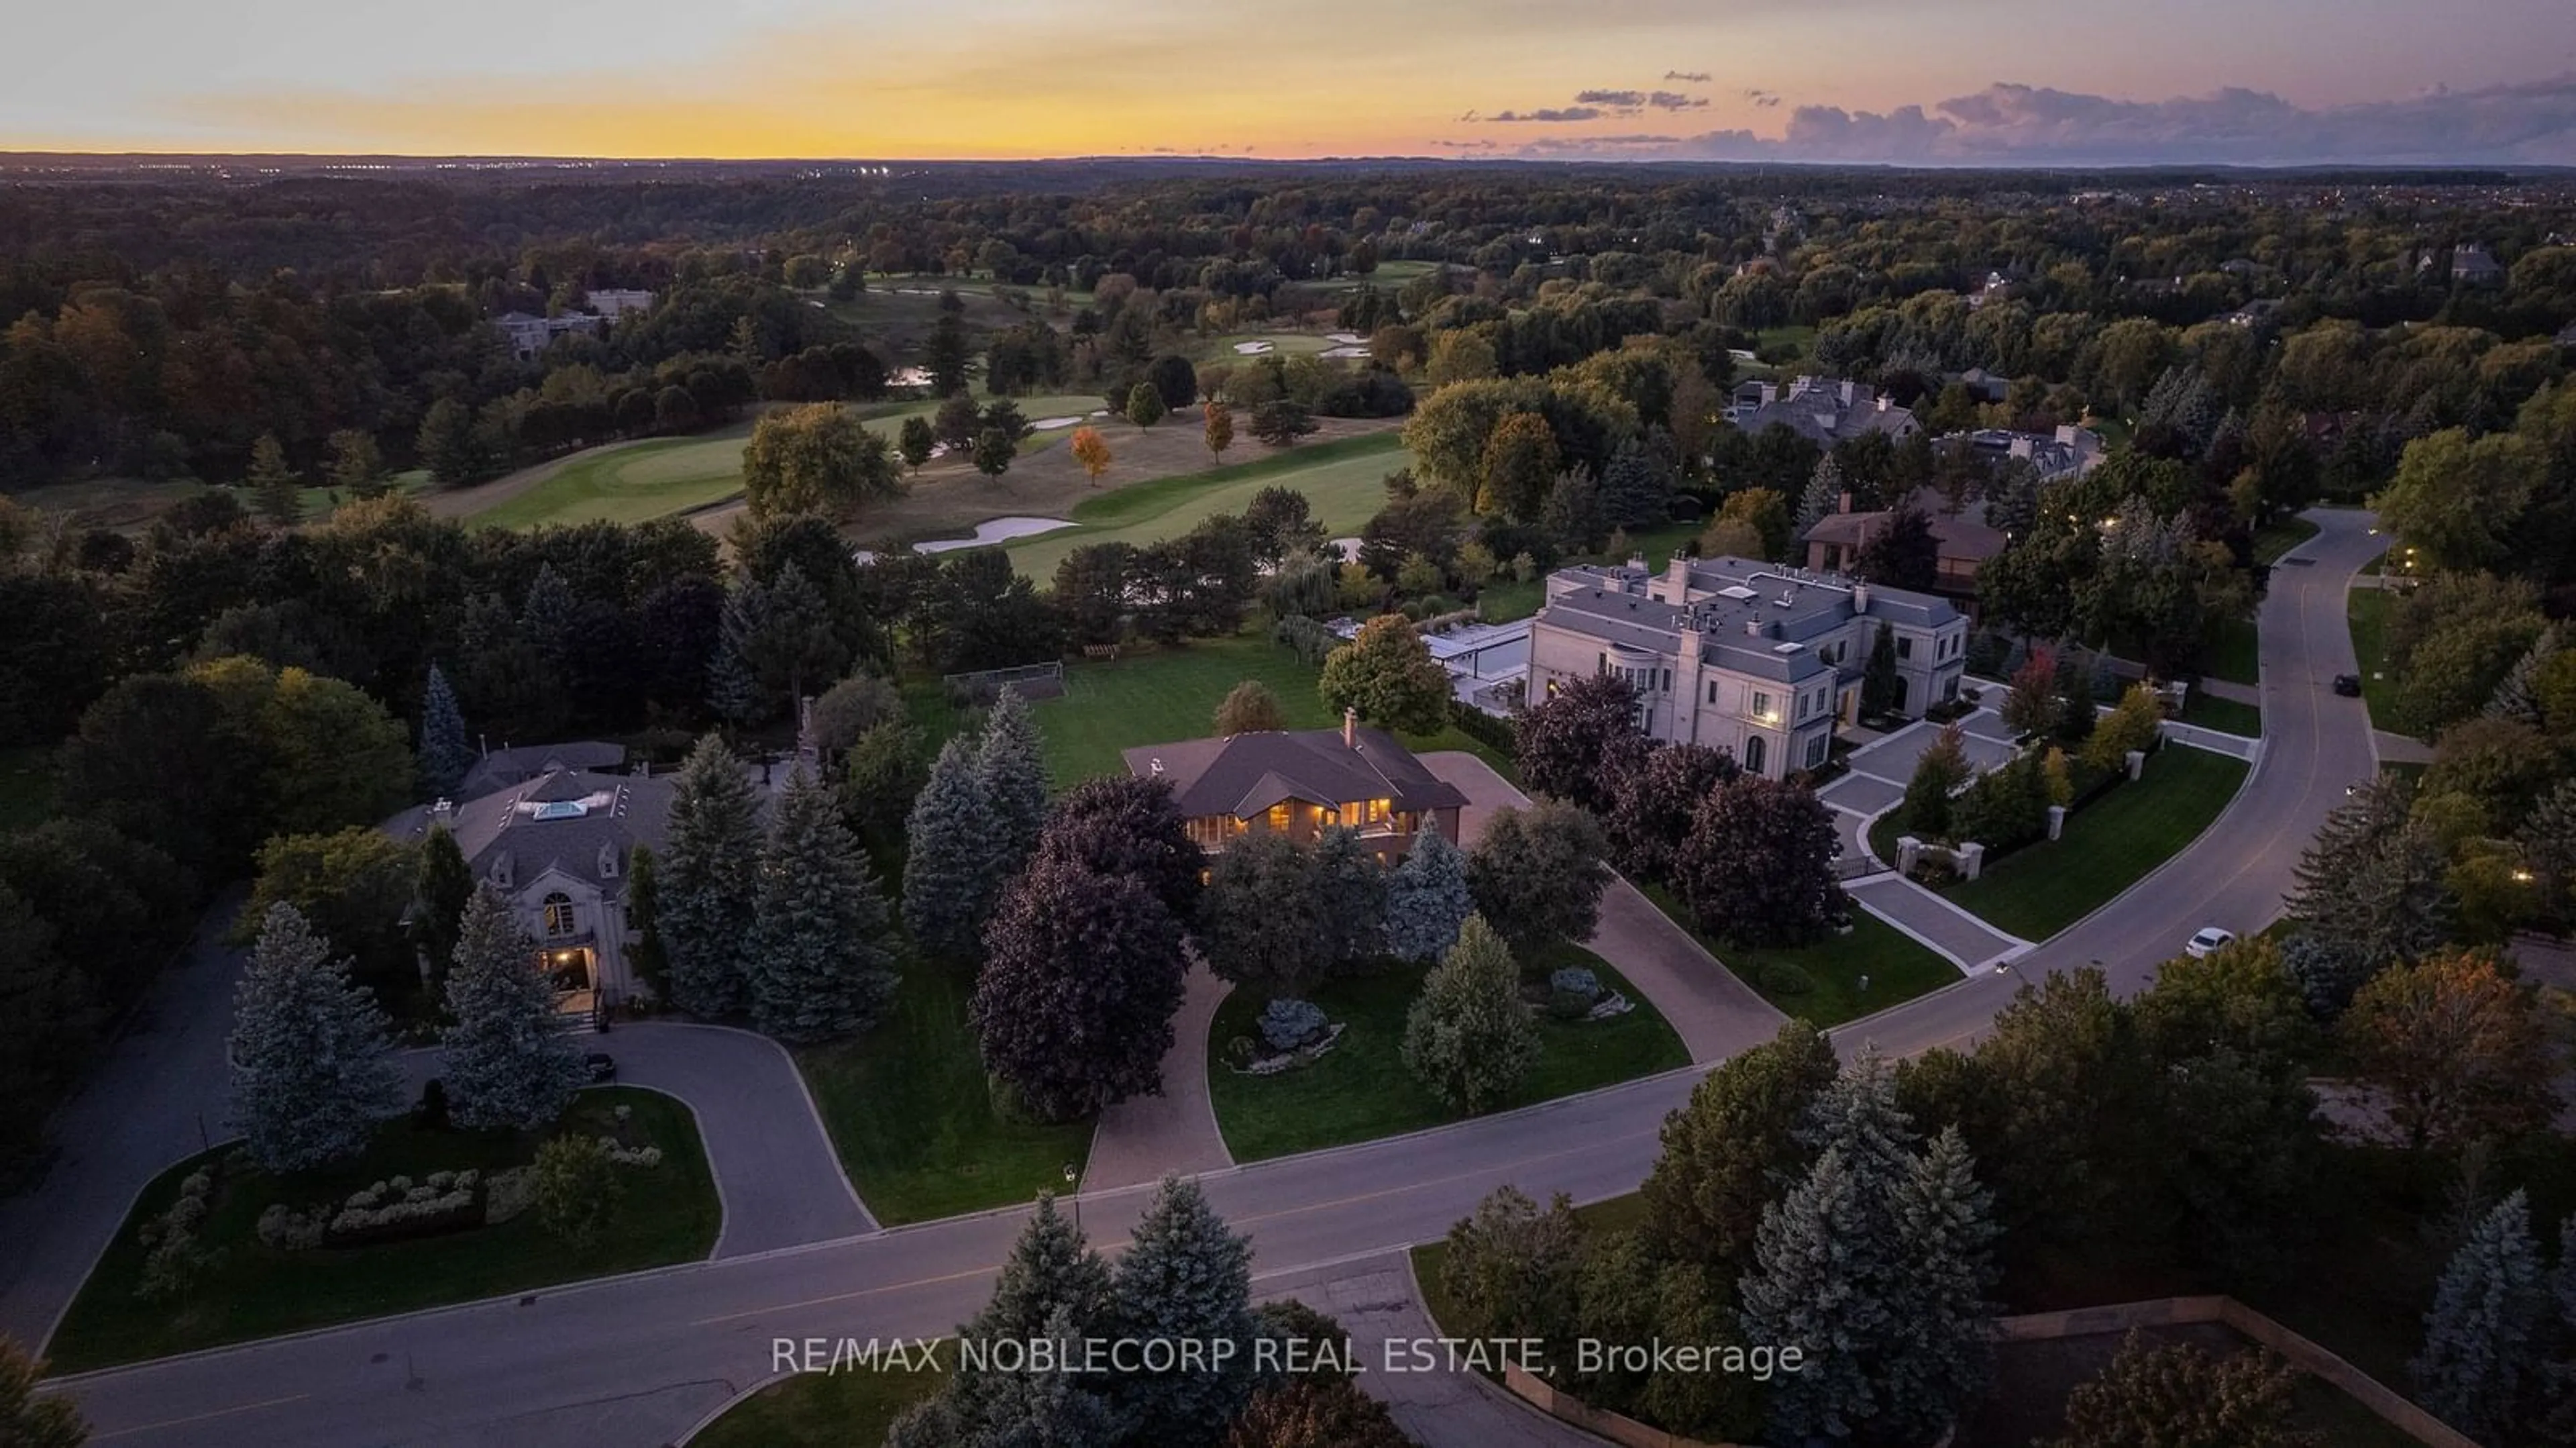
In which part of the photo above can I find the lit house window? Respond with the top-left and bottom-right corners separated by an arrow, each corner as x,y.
1267,803 -> 1293,832
543,892 -> 577,937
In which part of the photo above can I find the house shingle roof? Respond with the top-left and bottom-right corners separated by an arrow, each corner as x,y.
385,764 -> 677,902
1122,727 -> 1468,821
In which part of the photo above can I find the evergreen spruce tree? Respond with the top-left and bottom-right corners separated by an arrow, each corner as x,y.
228,903 -> 404,1172
1111,1174 -> 1263,1445
2548,1214 -> 2576,1440
415,823 -> 474,986
1311,825 -> 1388,969
708,578 -> 769,725
903,737 -> 999,961
1796,456 -> 1847,541
247,433 -> 303,526
748,768 -> 898,1042
439,884 -> 586,1131
975,686 -> 1050,879
2286,773 -> 2415,924
2413,1189 -> 2548,1445
1596,439 -> 1674,529
419,662 -> 474,796
1742,1051 -> 1994,1444
1401,913 -> 1539,1114
1384,826 -> 1474,963
1884,1125 -> 2000,1441
1861,622 -> 1900,717
659,735 -> 763,1017
622,845 -> 670,1004
965,1193 -> 1115,1343
2483,625 -> 2559,725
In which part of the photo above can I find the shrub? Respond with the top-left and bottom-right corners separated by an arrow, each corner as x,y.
1746,958 -> 1815,996
414,1078 -> 449,1131
1546,988 -> 1595,1022
532,1135 -> 624,1248
137,1168 -> 221,1300
484,1167 -> 537,1225
1259,998 -> 1328,1053
1548,966 -> 1601,1001
1226,1035 -> 1259,1068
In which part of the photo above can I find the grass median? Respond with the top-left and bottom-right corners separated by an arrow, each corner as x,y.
1940,745 -> 2249,941
691,1341 -> 953,1447
1638,882 -> 1960,1029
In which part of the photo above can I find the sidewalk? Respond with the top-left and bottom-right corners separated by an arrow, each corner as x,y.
1845,873 -> 2027,972
1083,962 -> 1235,1191
1260,1251 -> 1610,1448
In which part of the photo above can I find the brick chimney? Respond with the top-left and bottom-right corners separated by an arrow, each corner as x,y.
1343,707 -> 1358,748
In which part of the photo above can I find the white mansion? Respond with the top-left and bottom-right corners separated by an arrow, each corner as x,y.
1527,555 -> 1968,778
384,745 -> 682,1028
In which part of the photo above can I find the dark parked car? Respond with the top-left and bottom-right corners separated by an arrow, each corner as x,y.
2331,674 -> 2362,696
584,1051 -> 617,1083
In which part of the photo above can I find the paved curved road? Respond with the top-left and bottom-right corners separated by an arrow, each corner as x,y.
36,511 -> 2384,1447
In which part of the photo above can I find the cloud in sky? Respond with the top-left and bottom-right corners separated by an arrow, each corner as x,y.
1743,89 -> 1782,109
1485,106 -> 1607,123
1574,89 -> 1647,107
1665,70 -> 1713,83
1648,91 -> 1708,110
1503,74 -> 2576,164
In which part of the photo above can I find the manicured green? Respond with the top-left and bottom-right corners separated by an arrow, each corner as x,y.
1941,745 -> 2249,941
1189,331 -> 1344,365
472,427 -> 758,530
691,1341 -> 952,1448
1205,945 -> 1688,1163
2199,614 -> 2259,686
49,1088 -> 718,1372
2251,515 -> 2321,564
2347,585 -> 2403,732
797,964 -> 1091,1226
1009,434 -> 1409,579
0,745 -> 56,834
1032,631 -> 1511,787
2176,691 -> 2261,737
1639,884 -> 1960,1028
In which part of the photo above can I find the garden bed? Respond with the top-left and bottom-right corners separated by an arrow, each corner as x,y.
1204,945 -> 1686,1162
48,1087 -> 717,1372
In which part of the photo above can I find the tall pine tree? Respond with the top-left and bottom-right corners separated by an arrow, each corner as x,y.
1112,1174 -> 1263,1445
903,737 -> 998,961
2414,1188 -> 2549,1445
708,578 -> 768,725
228,903 -> 404,1172
748,768 -> 898,1042
659,735 -> 763,1016
419,662 -> 474,797
439,884 -> 586,1131
622,844 -> 670,1003
1384,825 -> 1473,963
976,686 -> 1050,879
1401,913 -> 1539,1114
247,433 -> 302,526
415,823 -> 474,987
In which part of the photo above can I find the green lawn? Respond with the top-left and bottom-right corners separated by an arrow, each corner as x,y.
1033,630 -> 1511,788
1941,745 -> 2249,941
1639,884 -> 1960,1028
2347,586 -> 2403,733
48,1088 -> 717,1372
1205,945 -> 1688,1163
2176,691 -> 2261,737
1009,434 -> 1409,579
2251,515 -> 2320,564
1754,324 -> 1816,360
0,745 -> 57,834
468,394 -> 1106,532
691,1342 -> 951,1448
2199,614 -> 2260,687
797,964 -> 1092,1227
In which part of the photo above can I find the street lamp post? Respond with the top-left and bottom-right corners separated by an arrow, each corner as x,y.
1063,1163 -> 1081,1234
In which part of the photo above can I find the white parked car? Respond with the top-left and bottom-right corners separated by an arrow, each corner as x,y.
2184,926 -> 2236,958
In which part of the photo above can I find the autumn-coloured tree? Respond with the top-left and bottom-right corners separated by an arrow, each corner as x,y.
1203,399 -> 1236,465
1069,425 -> 1112,486
2002,648 -> 2062,739
2341,950 -> 2555,1151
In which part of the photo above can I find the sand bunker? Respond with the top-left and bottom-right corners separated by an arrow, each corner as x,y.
914,516 -> 1076,554
1232,340 -> 1275,355
1326,331 -> 1364,344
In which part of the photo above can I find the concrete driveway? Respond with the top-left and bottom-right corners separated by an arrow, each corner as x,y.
0,896 -> 244,1352
388,1025 -> 871,1259
1083,961 -> 1234,1191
